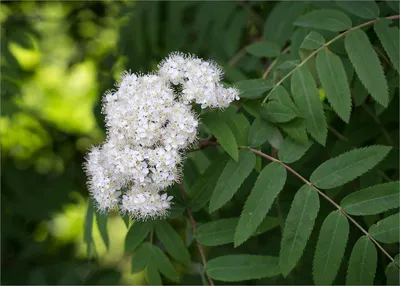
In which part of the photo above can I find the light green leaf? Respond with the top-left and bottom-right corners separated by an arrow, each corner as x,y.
188,157 -> 229,212
313,211 -> 349,285
235,79 -> 274,99
346,236 -> 377,285
227,113 -> 251,145
316,49 -> 352,122
300,31 -> 326,50
155,220 -> 190,264
196,218 -> 238,246
248,117 -> 283,149
125,221 -> 154,253
341,182 -> 399,215
291,65 -> 327,145
202,112 -> 238,161
310,146 -> 392,189
246,41 -> 281,58
374,19 -> 399,72
95,210 -> 109,250
294,9 -> 352,31
336,0 -> 380,19
369,213 -> 400,244
235,162 -> 287,246
84,199 -> 94,258
345,29 -> 388,107
278,137 -> 312,164
280,185 -> 320,276
209,149 -> 256,212
263,1 -> 307,48
206,255 -> 280,282
280,118 -> 309,144
386,254 -> 400,285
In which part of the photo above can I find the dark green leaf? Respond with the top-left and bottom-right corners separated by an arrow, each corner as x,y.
196,218 -> 238,246
385,254 -> 400,285
202,112 -> 238,161
155,220 -> 190,264
369,213 -> 400,244
235,162 -> 287,246
246,41 -> 281,58
294,9 -> 352,32
253,216 -> 281,236
125,220 -> 154,253
209,149 -> 256,212
151,245 -> 180,282
280,118 -> 309,144
280,185 -> 320,276
95,210 -> 109,250
316,49 -> 352,122
345,29 -> 388,107
336,0 -> 380,19
313,211 -> 349,285
84,199 -> 94,258
346,236 -> 377,285
131,243 -> 152,273
374,19 -> 399,72
341,182 -> 399,215
146,263 -> 162,285
310,146 -> 392,189
261,102 -> 297,123
235,79 -> 274,99
300,31 -> 325,50
248,117 -> 283,149
278,137 -> 312,164
385,0 -> 399,13
206,255 -> 280,281
291,65 -> 327,145
227,113 -> 251,145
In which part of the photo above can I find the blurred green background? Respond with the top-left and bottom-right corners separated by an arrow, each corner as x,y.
1,1 -> 265,284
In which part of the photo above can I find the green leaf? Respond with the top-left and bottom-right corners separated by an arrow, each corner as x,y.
196,218 -> 238,246
261,85 -> 298,123
280,118 -> 309,144
131,243 -> 152,273
95,210 -> 110,250
346,236 -> 377,285
386,254 -> 400,285
125,221 -> 154,253
263,1 -> 307,48
253,216 -> 281,236
369,213 -> 400,244
341,182 -> 400,215
155,220 -> 190,264
248,117 -> 283,149
206,255 -> 280,282
316,49 -> 352,123
146,263 -> 162,285
385,0 -> 399,13
188,157 -> 229,212
227,113 -> 251,145
202,112 -> 238,161
300,31 -> 325,50
241,101 -> 260,118
336,0 -> 380,19
345,29 -> 389,107
294,9 -> 352,32
310,146 -> 392,189
278,137 -> 312,164
246,41 -> 281,58
235,79 -> 274,99
151,245 -> 180,282
235,162 -> 287,246
280,185 -> 320,277
209,149 -> 256,212
374,19 -> 399,72
84,199 -> 94,258
291,65 -> 327,145
313,211 -> 349,285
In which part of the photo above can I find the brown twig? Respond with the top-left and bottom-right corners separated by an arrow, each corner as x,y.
195,141 -> 398,268
179,183 -> 215,286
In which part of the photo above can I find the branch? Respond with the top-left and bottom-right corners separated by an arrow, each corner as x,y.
195,141 -> 399,268
261,14 -> 400,105
178,183 -> 215,286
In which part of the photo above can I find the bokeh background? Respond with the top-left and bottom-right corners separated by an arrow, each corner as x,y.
1,1 -> 266,284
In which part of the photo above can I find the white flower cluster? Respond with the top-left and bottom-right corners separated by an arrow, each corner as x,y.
84,52 -> 240,220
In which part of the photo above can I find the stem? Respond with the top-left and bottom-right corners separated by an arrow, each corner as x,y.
228,47 -> 246,67
179,183 -> 215,286
196,141 -> 398,268
261,14 -> 400,105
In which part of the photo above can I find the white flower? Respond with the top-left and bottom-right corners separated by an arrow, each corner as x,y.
85,52 -> 240,220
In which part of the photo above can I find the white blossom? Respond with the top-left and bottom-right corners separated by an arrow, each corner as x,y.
84,52 -> 240,220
